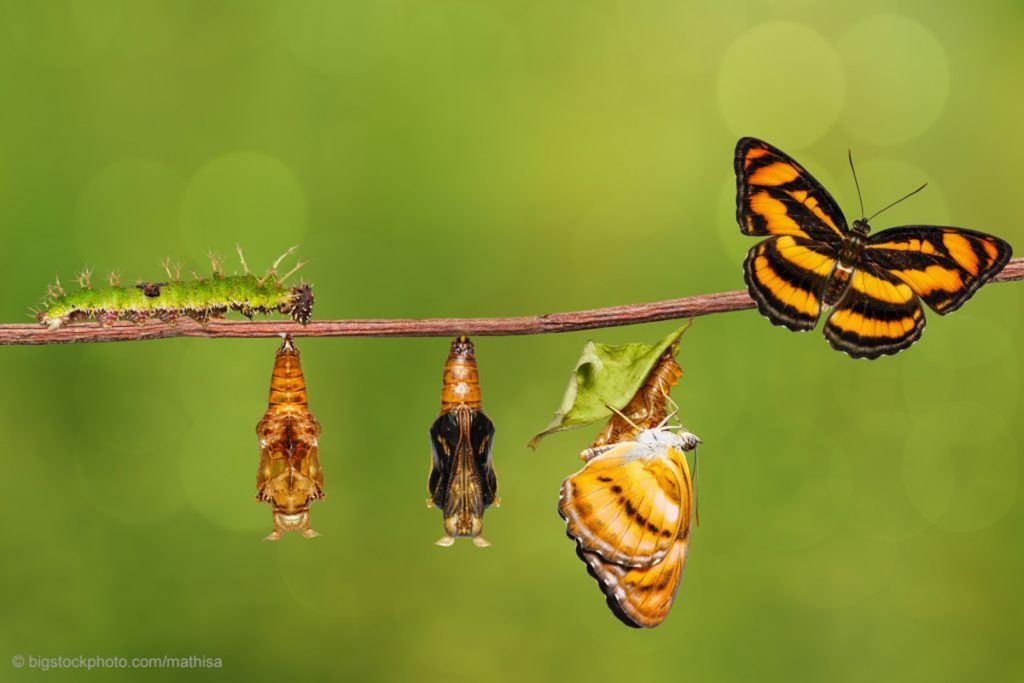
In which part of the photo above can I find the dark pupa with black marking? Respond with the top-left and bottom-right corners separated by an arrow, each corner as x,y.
427,336 -> 499,547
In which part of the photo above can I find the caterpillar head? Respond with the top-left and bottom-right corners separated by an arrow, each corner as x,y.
288,284 -> 314,325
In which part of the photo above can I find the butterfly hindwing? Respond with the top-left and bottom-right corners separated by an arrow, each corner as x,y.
823,261 -> 926,359
865,226 -> 1013,314
559,442 -> 685,568
736,137 -> 847,244
744,234 -> 838,331
580,539 -> 688,629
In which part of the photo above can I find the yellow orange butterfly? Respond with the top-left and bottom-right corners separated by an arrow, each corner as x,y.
736,137 -> 1013,359
559,425 -> 699,628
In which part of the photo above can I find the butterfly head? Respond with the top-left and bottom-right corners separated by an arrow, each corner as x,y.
851,219 -> 871,237
636,426 -> 701,453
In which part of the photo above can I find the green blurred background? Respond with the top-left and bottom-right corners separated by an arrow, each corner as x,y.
1,1 -> 1022,681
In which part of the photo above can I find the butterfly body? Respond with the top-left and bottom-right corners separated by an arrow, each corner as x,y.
559,426 -> 698,628
736,137 -> 1012,358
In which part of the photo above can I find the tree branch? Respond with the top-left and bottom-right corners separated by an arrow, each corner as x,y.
3,258 -> 1022,346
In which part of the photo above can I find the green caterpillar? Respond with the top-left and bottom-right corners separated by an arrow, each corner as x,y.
37,247 -> 313,330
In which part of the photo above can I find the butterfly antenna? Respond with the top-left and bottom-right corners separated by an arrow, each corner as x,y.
867,183 -> 928,222
660,390 -> 683,430
605,402 -> 642,433
693,449 -> 701,527
848,149 -> 866,220
655,408 -> 679,431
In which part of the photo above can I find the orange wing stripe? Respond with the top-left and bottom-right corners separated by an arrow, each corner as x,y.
743,147 -> 770,168
941,232 -> 980,276
829,307 -> 919,336
869,239 -> 938,255
753,256 -> 820,316
850,269 -> 916,304
748,162 -> 801,186
748,191 -> 806,237
892,266 -> 964,296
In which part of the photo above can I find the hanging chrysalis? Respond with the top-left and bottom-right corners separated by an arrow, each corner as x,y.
559,348 -> 701,628
531,325 -> 700,628
255,334 -> 324,540
427,336 -> 499,547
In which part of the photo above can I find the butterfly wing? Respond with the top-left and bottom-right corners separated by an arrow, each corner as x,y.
428,411 -> 458,509
428,408 -> 497,508
736,137 -> 848,244
865,226 -> 1012,314
580,539 -> 688,629
823,260 -> 926,359
470,409 -> 498,507
559,442 -> 685,568
744,234 -> 838,331
571,446 -> 694,628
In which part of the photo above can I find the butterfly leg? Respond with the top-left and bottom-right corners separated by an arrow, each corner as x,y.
580,444 -> 620,462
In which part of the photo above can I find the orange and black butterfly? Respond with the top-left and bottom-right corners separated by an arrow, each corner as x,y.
736,137 -> 1012,359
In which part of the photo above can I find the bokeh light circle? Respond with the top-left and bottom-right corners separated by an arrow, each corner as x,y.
903,402 -> 1016,533
176,342 -> 268,533
838,15 -> 949,146
854,156 -> 949,226
178,426 -> 266,535
718,22 -> 845,147
73,344 -> 187,525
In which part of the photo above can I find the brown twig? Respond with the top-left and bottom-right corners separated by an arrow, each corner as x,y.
2,258 -> 1022,346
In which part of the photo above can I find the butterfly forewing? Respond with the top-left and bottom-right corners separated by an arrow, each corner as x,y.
735,137 -> 848,244
743,234 -> 837,331
823,261 -> 926,359
559,443 -> 684,567
865,226 -> 1012,314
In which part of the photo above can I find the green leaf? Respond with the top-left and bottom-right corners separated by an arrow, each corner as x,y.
528,322 -> 691,449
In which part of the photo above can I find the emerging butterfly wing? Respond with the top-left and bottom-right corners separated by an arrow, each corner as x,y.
735,137 -> 848,244
569,446 -> 694,628
865,226 -> 1012,314
581,540 -> 689,629
743,234 -> 838,331
823,261 -> 926,359
559,443 -> 686,569
428,408 -> 497,511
